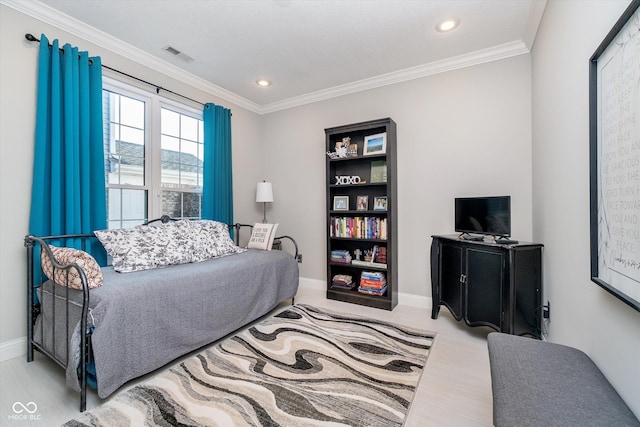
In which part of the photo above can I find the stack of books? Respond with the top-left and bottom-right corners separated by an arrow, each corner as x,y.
330,250 -> 352,264
358,271 -> 387,296
331,274 -> 354,290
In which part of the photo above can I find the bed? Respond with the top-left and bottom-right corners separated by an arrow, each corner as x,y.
25,220 -> 299,412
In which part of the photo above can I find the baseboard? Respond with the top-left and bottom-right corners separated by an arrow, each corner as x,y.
298,276 -> 432,309
0,336 -> 26,362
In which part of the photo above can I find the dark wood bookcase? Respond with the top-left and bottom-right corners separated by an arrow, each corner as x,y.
325,118 -> 397,310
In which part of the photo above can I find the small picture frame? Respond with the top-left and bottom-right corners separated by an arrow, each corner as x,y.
333,196 -> 349,211
373,196 -> 387,211
363,133 -> 387,156
356,195 -> 369,211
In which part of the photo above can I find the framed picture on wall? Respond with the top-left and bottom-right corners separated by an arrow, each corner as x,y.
589,0 -> 640,312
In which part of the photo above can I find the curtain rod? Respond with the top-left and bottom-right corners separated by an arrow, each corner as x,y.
25,33 -> 207,109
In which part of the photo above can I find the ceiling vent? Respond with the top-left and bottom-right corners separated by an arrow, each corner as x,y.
162,45 -> 194,63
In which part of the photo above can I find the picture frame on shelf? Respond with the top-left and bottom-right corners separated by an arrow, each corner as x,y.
363,133 -> 387,156
373,196 -> 387,211
333,196 -> 349,211
370,160 -> 387,183
356,195 -> 369,211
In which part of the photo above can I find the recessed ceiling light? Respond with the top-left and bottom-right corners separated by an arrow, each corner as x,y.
256,79 -> 272,87
436,18 -> 460,32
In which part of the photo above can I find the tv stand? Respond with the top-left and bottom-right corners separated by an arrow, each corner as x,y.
459,233 -> 484,241
430,234 -> 543,338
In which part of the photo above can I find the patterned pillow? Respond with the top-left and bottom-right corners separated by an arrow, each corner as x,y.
189,220 -> 246,262
247,223 -> 279,250
95,221 -> 196,273
41,245 -> 104,289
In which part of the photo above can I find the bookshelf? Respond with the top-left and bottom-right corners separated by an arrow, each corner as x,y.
325,118 -> 397,310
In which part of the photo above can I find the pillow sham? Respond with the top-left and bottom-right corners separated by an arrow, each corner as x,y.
95,220 -> 195,273
247,223 -> 279,250
41,245 -> 104,289
189,220 -> 246,262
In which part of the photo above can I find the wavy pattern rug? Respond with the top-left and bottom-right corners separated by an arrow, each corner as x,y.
65,304 -> 435,426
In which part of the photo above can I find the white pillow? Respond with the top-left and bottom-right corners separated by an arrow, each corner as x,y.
95,221 -> 195,272
247,223 -> 279,250
189,220 -> 246,261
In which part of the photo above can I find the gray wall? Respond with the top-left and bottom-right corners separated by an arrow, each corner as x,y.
532,0 -> 640,416
261,54 -> 533,298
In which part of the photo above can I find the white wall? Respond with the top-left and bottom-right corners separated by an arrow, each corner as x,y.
0,5 -> 264,356
532,0 -> 640,416
262,54 -> 533,297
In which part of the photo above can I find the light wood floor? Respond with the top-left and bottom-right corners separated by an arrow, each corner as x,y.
0,287 -> 494,426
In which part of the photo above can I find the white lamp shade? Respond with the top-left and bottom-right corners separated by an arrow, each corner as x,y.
256,182 -> 274,202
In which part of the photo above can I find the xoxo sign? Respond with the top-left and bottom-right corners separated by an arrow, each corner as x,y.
335,176 -> 361,185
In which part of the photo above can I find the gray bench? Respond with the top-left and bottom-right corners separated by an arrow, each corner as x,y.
487,332 -> 639,427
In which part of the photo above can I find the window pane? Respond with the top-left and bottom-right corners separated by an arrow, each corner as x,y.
107,188 -> 147,229
161,134 -> 180,152
183,193 -> 201,219
162,190 -> 182,218
104,89 -> 146,188
181,115 -> 199,142
120,126 -> 144,145
161,109 -> 180,137
119,96 -> 145,128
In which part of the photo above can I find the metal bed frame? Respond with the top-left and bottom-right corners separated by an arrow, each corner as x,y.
24,218 -> 298,412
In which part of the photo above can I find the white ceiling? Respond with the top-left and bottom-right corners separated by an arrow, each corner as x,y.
10,0 -> 547,113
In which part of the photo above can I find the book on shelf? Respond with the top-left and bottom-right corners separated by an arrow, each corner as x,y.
331,273 -> 355,290
377,246 -> 387,263
330,249 -> 352,264
357,285 -> 387,296
351,260 -> 387,269
359,279 -> 387,289
370,160 -> 387,183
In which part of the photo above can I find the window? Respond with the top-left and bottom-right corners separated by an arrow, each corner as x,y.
160,108 -> 204,220
102,78 -> 203,229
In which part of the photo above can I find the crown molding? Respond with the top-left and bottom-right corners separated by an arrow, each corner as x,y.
259,40 -> 530,114
4,0 -> 531,116
523,0 -> 548,50
2,0 -> 261,113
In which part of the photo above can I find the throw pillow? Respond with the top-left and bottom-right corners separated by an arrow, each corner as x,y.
189,220 -> 246,262
95,221 -> 195,272
247,223 -> 279,250
41,245 -> 104,289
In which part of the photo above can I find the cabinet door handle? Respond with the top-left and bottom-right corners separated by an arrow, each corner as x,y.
460,274 -> 467,284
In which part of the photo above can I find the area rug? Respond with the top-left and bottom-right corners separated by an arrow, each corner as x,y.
64,304 -> 435,427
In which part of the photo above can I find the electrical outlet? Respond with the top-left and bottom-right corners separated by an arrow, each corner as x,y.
543,301 -> 551,319
296,254 -> 302,263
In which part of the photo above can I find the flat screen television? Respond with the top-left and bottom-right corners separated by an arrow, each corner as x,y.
455,196 -> 511,237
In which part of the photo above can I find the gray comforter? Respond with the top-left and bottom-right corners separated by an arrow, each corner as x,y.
35,249 -> 299,398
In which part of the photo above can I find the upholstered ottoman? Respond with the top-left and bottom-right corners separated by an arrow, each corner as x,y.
487,332 -> 638,427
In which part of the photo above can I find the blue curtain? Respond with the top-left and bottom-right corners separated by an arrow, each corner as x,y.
202,103 -> 233,226
29,34 -> 107,264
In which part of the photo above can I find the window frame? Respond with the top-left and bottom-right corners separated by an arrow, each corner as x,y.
102,75 -> 203,226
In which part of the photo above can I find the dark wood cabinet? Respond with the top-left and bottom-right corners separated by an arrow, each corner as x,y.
325,118 -> 397,310
431,235 -> 543,338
